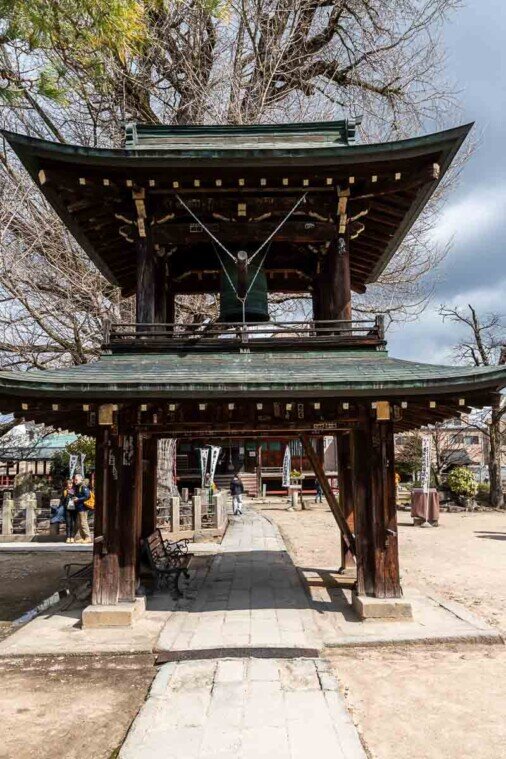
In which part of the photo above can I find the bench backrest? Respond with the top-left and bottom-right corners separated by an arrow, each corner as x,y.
144,530 -> 167,567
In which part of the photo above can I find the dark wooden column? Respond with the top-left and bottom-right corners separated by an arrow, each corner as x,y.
301,434 -> 356,557
336,432 -> 355,571
92,428 -> 120,606
117,429 -> 144,602
154,257 -> 167,325
315,233 -> 352,322
351,407 -> 402,598
142,436 -> 158,539
136,231 -> 156,326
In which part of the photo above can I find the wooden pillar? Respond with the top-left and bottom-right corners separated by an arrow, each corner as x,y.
166,287 -> 175,324
301,434 -> 356,557
117,429 -> 143,602
317,233 -> 352,322
142,436 -> 158,539
136,232 -> 155,327
337,432 -> 355,571
92,428 -> 120,605
154,257 -> 167,325
351,408 -> 402,598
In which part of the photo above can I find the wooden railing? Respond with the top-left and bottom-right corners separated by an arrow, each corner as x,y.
104,315 -> 385,352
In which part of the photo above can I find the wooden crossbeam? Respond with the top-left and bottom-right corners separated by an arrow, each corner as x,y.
300,434 -> 356,556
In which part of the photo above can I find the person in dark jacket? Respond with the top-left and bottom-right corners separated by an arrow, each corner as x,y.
230,474 -> 244,516
61,478 -> 77,543
72,474 -> 91,543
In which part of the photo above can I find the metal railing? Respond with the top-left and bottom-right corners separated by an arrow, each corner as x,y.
104,315 -> 385,351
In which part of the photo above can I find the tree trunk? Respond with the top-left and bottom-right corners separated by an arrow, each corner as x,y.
488,400 -> 504,508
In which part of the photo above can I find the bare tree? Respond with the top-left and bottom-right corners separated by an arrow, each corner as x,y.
0,0 -> 465,368
440,304 -> 506,508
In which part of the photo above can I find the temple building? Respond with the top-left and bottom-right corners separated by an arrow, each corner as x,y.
1,120 -> 505,623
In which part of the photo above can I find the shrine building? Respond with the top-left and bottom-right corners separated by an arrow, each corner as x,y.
1,121 -> 505,622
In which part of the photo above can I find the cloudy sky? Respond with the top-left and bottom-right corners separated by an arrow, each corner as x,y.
388,0 -> 506,364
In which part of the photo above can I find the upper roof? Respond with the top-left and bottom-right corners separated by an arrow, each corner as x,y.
2,123 -> 472,295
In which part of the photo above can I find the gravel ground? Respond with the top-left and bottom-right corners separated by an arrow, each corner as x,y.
258,502 -> 506,759
0,655 -> 156,759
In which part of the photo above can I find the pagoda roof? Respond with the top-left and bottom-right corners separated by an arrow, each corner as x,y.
0,349 -> 503,401
2,123 -> 471,295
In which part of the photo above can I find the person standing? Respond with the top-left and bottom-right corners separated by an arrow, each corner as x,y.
315,481 -> 323,504
230,474 -> 244,516
61,478 -> 77,543
73,473 -> 92,543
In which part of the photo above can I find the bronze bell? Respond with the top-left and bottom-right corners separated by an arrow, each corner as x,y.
219,253 -> 269,322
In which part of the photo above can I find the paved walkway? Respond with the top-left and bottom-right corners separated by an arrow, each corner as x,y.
156,510 -> 322,655
120,657 -> 365,759
121,508 -> 366,758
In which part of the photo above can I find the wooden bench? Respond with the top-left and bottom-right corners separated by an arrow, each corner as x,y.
142,529 -> 193,598
63,562 -> 93,601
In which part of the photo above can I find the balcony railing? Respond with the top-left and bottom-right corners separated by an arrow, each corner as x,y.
104,315 -> 385,352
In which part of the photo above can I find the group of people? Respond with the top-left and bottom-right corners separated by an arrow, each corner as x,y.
59,474 -> 93,544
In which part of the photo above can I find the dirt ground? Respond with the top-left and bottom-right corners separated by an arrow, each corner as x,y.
259,502 -> 506,759
0,551 -> 87,622
0,655 -> 156,759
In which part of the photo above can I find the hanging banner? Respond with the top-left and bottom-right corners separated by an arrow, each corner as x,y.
69,454 -> 79,479
282,444 -> 291,487
421,436 -> 431,494
209,445 -> 221,484
80,453 -> 86,476
199,447 -> 209,488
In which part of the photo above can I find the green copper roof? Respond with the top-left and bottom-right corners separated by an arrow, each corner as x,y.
124,120 -> 361,150
0,350 -> 504,401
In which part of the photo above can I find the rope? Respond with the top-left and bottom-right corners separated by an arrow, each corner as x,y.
175,194 -> 236,262
176,192 -> 307,266
247,193 -> 307,264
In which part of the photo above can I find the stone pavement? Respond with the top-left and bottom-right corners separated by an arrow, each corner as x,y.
120,657 -> 366,759
155,509 -> 322,655
123,508 -> 366,758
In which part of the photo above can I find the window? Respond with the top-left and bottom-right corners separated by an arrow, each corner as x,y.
464,436 -> 480,446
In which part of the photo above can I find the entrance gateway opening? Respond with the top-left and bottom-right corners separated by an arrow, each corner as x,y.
1,120 -> 505,622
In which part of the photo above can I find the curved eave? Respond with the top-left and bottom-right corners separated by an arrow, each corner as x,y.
2,124 -> 472,167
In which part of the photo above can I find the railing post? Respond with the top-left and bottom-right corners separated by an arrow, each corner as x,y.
2,492 -> 13,535
170,496 -> 180,533
192,495 -> 202,531
102,316 -> 112,347
25,493 -> 37,537
376,314 -> 385,340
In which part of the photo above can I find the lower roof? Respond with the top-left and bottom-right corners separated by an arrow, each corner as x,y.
0,350 -> 504,401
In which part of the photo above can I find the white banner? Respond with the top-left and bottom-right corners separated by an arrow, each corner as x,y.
80,453 -> 86,476
209,446 -> 221,484
421,435 -> 431,494
69,454 -> 79,478
282,445 -> 291,487
199,448 -> 209,487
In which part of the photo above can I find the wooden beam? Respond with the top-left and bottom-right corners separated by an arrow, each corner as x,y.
92,428 -> 120,605
141,436 -> 158,539
117,429 -> 143,602
336,432 -> 355,571
351,409 -> 402,598
136,230 -> 156,326
300,434 -> 356,556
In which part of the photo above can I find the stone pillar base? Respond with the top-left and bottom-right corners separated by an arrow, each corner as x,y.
82,596 -> 146,628
352,593 -> 413,621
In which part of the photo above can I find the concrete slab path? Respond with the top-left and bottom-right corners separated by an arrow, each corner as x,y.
123,508 -> 366,758
120,657 -> 366,759
156,509 -> 323,656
